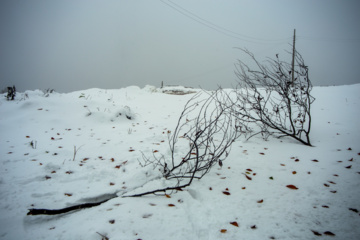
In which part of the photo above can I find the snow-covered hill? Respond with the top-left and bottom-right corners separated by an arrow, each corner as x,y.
0,84 -> 359,240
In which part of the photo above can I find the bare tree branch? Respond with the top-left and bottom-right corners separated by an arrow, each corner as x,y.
123,89 -> 241,197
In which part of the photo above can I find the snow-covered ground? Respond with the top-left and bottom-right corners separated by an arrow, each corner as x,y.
0,84 -> 359,240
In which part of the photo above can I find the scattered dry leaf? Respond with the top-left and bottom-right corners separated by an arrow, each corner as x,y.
345,165 -> 352,169
312,159 -> 319,162
243,173 -> 252,180
349,208 -> 358,213
109,219 -> 115,224
292,171 -> 297,174
311,230 -> 322,236
165,194 -> 171,198
220,229 -> 227,233
222,191 -> 231,195
286,185 -> 298,190
64,193 -> 72,197
324,184 -> 330,187
230,221 -> 239,227
168,204 -> 175,207
323,231 -> 335,236
251,225 -> 257,229
257,199 -> 264,203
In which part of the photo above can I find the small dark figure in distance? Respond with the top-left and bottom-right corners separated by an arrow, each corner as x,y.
6,85 -> 16,100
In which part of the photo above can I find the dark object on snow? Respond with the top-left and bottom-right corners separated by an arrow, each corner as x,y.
6,85 -> 16,100
27,196 -> 116,215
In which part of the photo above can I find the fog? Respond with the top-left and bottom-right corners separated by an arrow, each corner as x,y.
1,0 -> 359,92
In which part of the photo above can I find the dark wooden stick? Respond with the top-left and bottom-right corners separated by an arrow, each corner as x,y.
27,197 -> 114,215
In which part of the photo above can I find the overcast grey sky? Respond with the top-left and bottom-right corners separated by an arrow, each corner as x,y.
1,0 -> 359,93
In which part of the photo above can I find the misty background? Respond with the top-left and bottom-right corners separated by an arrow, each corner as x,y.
1,0 -> 360,93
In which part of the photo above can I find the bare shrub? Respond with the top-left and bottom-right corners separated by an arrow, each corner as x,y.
124,89 -> 240,197
228,48 -> 315,146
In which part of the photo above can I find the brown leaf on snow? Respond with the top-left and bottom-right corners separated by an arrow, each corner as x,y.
251,225 -> 257,229
220,229 -> 227,233
168,204 -> 175,207
312,159 -> 319,162
323,231 -> 335,236
244,174 -> 252,180
257,199 -> 264,203
324,184 -> 330,187
286,185 -> 298,190
230,221 -> 239,227
222,191 -> 231,195
311,230 -> 322,236
328,181 -> 336,184
246,168 -> 253,172
259,152 -> 265,155
349,208 -> 359,213
347,147 -> 352,151
292,171 -> 297,174
345,165 -> 352,169
64,193 -> 72,197
165,194 -> 171,198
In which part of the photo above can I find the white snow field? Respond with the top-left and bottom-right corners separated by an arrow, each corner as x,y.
0,84 -> 359,240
